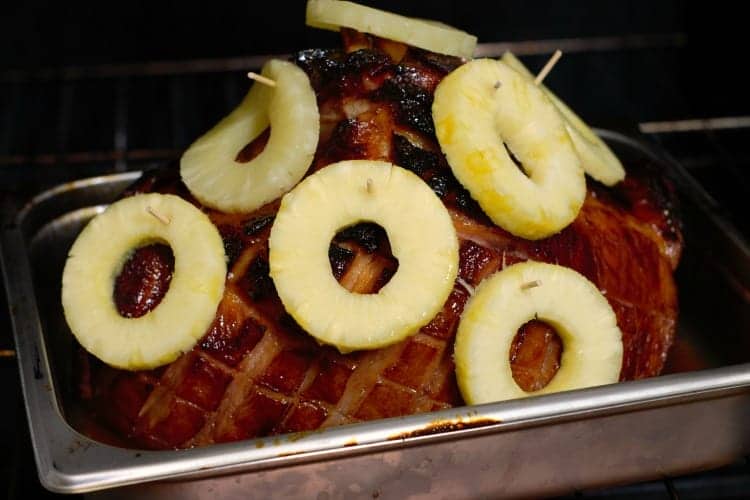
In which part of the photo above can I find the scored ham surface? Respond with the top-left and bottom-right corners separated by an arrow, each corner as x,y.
74,30 -> 682,449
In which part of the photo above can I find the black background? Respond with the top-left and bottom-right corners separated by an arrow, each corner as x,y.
2,0 -> 747,121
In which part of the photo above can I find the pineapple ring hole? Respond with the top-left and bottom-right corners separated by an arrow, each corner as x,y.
235,127 -> 271,163
503,142 -> 529,177
509,319 -> 562,392
329,222 -> 399,294
113,242 -> 175,319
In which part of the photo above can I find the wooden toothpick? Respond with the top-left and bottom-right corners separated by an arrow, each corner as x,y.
247,72 -> 277,87
456,276 -> 475,296
147,206 -> 171,225
534,50 -> 562,86
521,280 -> 542,290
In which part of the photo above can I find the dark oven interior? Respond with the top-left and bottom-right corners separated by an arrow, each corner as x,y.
2,1 -> 750,498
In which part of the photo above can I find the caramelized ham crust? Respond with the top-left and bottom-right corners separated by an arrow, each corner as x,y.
75,31 -> 682,449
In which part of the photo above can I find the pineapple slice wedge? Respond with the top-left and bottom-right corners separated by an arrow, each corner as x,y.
180,59 -> 319,213
269,160 -> 459,353
433,58 -> 586,240
501,51 -> 625,186
455,261 -> 623,405
61,193 -> 226,370
306,0 -> 477,59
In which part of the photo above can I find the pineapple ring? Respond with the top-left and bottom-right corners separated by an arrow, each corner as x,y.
455,261 -> 623,405
433,58 -> 586,240
501,52 -> 625,186
180,59 -> 319,213
306,0 -> 477,59
269,160 -> 459,353
61,193 -> 226,370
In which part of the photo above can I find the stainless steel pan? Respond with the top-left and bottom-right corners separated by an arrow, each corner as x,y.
3,130 -> 750,498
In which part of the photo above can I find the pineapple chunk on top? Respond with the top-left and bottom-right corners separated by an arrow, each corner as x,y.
306,0 -> 477,59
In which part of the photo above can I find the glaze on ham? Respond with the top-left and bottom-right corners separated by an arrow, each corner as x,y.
75,30 -> 682,449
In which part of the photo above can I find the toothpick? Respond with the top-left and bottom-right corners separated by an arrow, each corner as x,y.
456,276 -> 475,296
534,50 -> 562,86
147,206 -> 171,225
521,280 -> 542,290
247,72 -> 277,87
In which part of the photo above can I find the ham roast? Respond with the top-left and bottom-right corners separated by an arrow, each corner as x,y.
74,30 -> 683,449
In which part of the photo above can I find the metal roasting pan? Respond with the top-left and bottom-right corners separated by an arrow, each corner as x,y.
2,130 -> 750,498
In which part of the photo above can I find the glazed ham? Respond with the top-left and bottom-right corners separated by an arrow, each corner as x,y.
75,30 -> 682,449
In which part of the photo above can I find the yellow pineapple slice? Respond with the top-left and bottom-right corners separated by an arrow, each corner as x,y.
180,59 -> 319,213
269,160 -> 459,352
61,193 -> 226,370
433,58 -> 586,240
501,51 -> 625,186
455,261 -> 623,405
432,58 -> 586,240
306,0 -> 477,59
